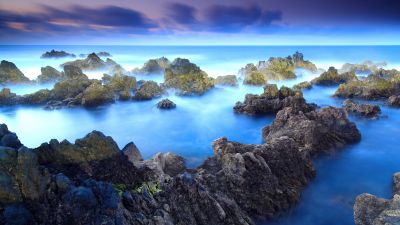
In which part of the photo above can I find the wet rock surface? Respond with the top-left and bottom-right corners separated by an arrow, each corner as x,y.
343,99 -> 381,117
157,99 -> 176,109
354,172 -> 400,225
234,84 -> 316,115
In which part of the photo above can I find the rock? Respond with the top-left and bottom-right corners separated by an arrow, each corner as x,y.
240,52 -> 317,85
340,60 -> 386,74
122,142 -> 143,166
41,50 -> 75,58
132,57 -> 170,75
293,81 -> 312,90
1,133 -> 22,149
81,82 -> 115,107
234,84 -> 316,115
34,131 -> 120,164
51,76 -> 92,100
343,99 -> 381,117
312,67 -> 357,85
102,73 -> 137,93
388,95 -> 400,107
354,172 -> 400,225
163,58 -> 214,95
157,98 -> 176,109
22,89 -> 52,105
132,80 -> 164,100
36,66 -> 64,83
96,51 -> 111,57
214,75 -> 238,86
334,69 -> 400,100
62,53 -> 113,71
55,173 -> 73,192
0,60 -> 30,84
0,88 -> 23,105
2,204 -> 34,225
63,65 -> 86,79
63,186 -> 97,219
262,106 -> 361,157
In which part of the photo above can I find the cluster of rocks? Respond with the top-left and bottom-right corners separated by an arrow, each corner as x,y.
157,99 -> 176,109
239,51 -> 317,85
214,75 -> 238,86
342,99 -> 381,118
312,66 -> 357,86
354,172 -> 400,225
61,53 -> 120,71
41,50 -> 76,59
133,81 -> 164,100
132,57 -> 170,75
234,84 -> 316,115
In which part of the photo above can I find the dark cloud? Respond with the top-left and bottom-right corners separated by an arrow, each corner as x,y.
166,3 -> 198,25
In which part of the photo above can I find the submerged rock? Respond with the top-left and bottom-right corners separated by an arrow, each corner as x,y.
132,57 -> 170,75
214,75 -> 238,86
164,58 -> 214,95
262,106 -> 361,157
157,98 -> 176,109
36,66 -> 64,83
0,60 -> 30,84
312,67 -> 357,85
133,80 -> 164,100
343,99 -> 381,117
354,172 -> 400,225
234,84 -> 316,115
41,50 -> 76,58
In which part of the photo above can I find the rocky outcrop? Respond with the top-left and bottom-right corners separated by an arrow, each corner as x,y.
262,107 -> 361,157
36,66 -> 64,83
240,52 -> 317,85
334,69 -> 400,100
157,98 -> 176,109
62,53 -> 117,71
81,82 -> 115,107
343,99 -> 381,117
132,80 -> 164,100
340,60 -> 386,74
312,67 -> 357,86
354,172 -> 400,225
102,73 -> 137,100
214,75 -> 238,86
164,58 -> 214,95
41,50 -> 76,58
0,60 -> 30,84
388,95 -> 400,107
234,84 -> 316,115
0,88 -> 23,105
132,57 -> 170,75
293,81 -> 312,90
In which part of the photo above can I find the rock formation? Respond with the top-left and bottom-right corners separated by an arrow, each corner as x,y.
132,80 -> 164,100
36,66 -> 64,83
342,99 -> 381,117
132,57 -> 170,75
157,98 -> 176,109
312,67 -> 357,86
214,75 -> 238,86
0,60 -> 30,84
41,50 -> 76,58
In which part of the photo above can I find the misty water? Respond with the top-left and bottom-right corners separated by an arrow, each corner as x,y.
1,46 -> 400,225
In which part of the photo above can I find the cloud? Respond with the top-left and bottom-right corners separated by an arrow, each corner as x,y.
166,3 -> 198,25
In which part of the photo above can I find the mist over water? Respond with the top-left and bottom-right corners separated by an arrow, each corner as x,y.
1,45 -> 400,225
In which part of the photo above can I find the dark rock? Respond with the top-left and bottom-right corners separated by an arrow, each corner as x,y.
354,172 -> 400,225
0,88 -> 23,105
63,186 -> 97,219
62,53 -> 113,71
343,99 -> 381,117
0,60 -> 30,84
157,98 -> 176,109
312,67 -> 357,86
262,106 -> 361,157
41,50 -> 75,58
388,95 -> 400,107
2,204 -> 33,225
0,133 -> 22,149
122,142 -> 143,166
234,84 -> 316,115
55,173 -> 72,192
132,80 -> 164,100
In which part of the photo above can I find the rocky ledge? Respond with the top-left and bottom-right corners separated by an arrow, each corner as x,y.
262,106 -> 361,157
157,98 -> 176,109
343,99 -> 381,118
312,66 -> 357,86
354,172 -> 400,225
234,84 -> 316,115
41,50 -> 76,59
239,51 -> 317,85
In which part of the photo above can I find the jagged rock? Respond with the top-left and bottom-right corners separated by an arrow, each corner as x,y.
164,58 -> 214,95
133,81 -> 164,100
51,76 -> 92,101
34,131 -> 120,165
63,65 -> 85,79
388,95 -> 400,107
0,124 -> 22,149
102,73 -> 137,93
37,66 -> 64,83
132,57 -> 170,75
41,50 -> 76,58
81,82 -> 114,107
312,67 -> 357,85
240,52 -> 317,85
157,99 -> 176,109
293,81 -> 312,90
122,142 -> 143,166
354,172 -> 400,225
214,75 -> 238,86
262,106 -> 361,157
142,152 -> 186,180
334,69 -> 400,100
234,84 -> 315,115
62,53 -> 115,71
0,60 -> 30,84
343,99 -> 381,117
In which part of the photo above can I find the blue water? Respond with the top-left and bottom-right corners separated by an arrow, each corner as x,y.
1,45 -> 400,225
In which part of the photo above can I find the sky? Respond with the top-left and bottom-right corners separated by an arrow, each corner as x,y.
0,0 -> 400,45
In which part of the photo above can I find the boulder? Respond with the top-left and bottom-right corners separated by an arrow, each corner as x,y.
81,82 -> 114,107
157,98 -> 176,109
132,57 -> 170,75
262,106 -> 361,157
0,60 -> 30,84
122,142 -> 143,166
312,67 -> 357,85
343,99 -> 381,117
132,80 -> 164,100
62,53 -> 113,71
354,172 -> 400,225
234,84 -> 316,115
214,75 -> 238,86
63,65 -> 86,79
37,66 -> 64,83
41,50 -> 75,58
164,58 -> 214,95
388,95 -> 400,107
51,76 -> 92,101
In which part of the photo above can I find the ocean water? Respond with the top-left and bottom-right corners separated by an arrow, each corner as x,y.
1,45 -> 400,225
